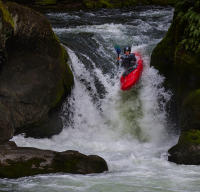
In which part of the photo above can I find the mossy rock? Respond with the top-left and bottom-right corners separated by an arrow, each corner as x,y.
168,129 -> 200,164
0,0 -> 14,49
181,89 -> 200,131
150,23 -> 176,83
151,0 -> 200,164
0,142 -> 108,178
178,129 -> 200,145
0,2 -> 74,138
0,0 -> 14,28
151,0 -> 200,119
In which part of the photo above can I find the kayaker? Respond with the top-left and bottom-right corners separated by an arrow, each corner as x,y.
117,46 -> 137,76
120,46 -> 136,68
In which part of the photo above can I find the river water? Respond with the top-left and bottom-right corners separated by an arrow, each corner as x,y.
2,6 -> 200,192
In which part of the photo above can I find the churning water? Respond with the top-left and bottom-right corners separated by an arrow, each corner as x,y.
3,6 -> 200,192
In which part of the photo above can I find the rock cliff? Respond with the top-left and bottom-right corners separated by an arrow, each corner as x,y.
151,0 -> 200,164
0,1 -> 74,139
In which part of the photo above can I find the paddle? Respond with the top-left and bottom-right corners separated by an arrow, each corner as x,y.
114,45 -> 121,66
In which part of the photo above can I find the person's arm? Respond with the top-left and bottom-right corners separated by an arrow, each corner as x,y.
131,53 -> 136,62
116,55 -> 121,66
119,55 -> 125,67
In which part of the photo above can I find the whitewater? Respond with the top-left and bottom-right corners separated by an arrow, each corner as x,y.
2,6 -> 200,192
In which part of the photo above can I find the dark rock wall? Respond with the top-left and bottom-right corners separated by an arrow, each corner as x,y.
0,1 -> 15,143
4,0 -> 177,12
0,1 -> 74,140
151,0 -> 200,164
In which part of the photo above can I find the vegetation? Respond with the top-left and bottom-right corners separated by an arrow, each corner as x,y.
0,0 -> 14,28
177,1 -> 200,53
179,130 -> 200,145
150,0 -> 200,164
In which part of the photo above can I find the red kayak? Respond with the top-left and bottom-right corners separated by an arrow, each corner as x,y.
120,52 -> 143,91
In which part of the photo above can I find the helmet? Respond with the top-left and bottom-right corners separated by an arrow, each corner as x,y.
124,46 -> 131,53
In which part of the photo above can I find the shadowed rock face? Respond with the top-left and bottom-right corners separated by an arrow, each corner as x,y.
0,1 -> 15,143
0,142 -> 108,178
0,1 -> 74,140
4,0 -> 177,12
150,0 -> 200,164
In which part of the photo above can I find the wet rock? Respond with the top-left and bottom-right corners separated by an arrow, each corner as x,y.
151,0 -> 200,164
181,89 -> 200,131
168,130 -> 200,165
0,1 -> 74,139
0,141 -> 108,178
0,1 -> 15,143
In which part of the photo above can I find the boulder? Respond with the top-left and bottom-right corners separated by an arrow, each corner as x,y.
0,141 -> 108,178
0,1 -> 74,139
168,130 -> 200,164
151,0 -> 200,164
151,0 -> 200,106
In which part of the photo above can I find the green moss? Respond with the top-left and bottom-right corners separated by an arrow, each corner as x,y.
0,0 -> 14,28
50,43 -> 74,109
47,30 -> 74,109
0,158 -> 46,178
176,1 -> 200,54
83,0 -> 95,9
179,130 -> 200,145
98,0 -> 114,8
60,45 -> 74,93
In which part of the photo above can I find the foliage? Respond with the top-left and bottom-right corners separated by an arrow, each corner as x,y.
179,129 -> 200,145
177,0 -> 200,53
0,0 -> 14,28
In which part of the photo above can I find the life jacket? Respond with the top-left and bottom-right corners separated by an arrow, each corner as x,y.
121,53 -> 136,69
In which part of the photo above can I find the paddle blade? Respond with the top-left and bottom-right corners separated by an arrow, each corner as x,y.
114,45 -> 121,55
